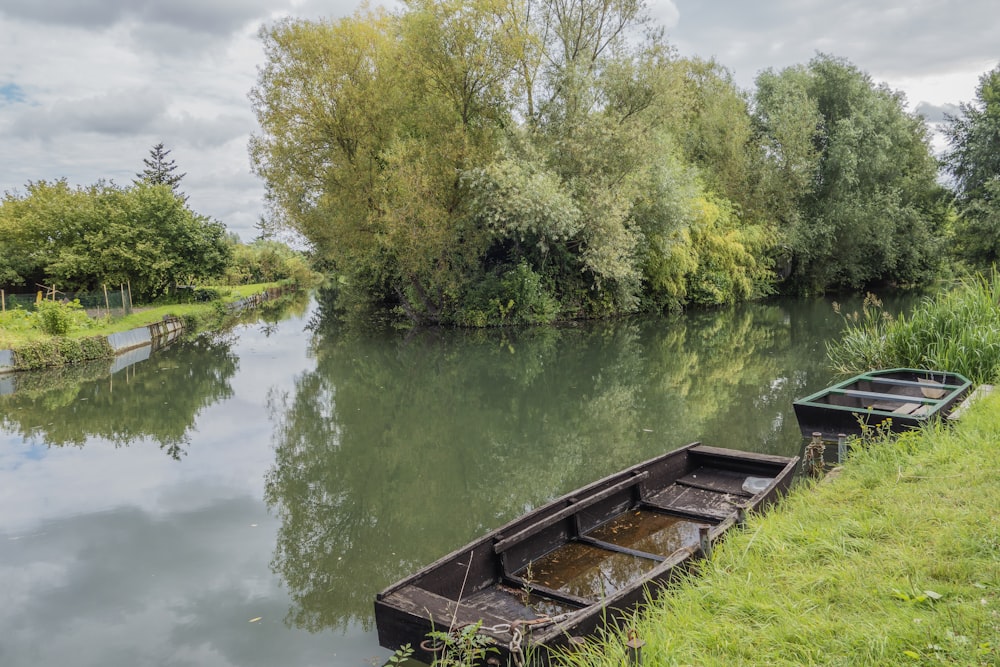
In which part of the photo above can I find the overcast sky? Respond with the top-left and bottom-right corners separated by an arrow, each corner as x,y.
1,0 -> 996,242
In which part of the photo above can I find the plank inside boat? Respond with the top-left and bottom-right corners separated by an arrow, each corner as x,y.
516,541 -> 656,601
674,466 -> 762,496
586,509 -> 703,557
646,484 -> 746,519
462,585 -> 577,620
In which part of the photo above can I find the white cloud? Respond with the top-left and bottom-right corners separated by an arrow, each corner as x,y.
10,88 -> 169,138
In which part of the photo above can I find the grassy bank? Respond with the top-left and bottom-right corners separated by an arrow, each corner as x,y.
827,271 -> 1000,384
0,282 -> 289,367
554,397 -> 999,666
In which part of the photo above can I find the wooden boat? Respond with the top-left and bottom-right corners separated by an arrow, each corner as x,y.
793,368 -> 972,439
374,444 -> 799,664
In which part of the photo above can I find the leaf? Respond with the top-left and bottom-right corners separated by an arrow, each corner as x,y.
903,650 -> 920,659
249,616 -> 262,623
923,589 -> 942,600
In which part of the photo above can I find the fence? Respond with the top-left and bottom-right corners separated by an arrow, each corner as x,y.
1,285 -> 133,317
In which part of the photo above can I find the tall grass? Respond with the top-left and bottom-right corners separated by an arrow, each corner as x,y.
552,395 -> 1000,666
827,270 -> 1000,383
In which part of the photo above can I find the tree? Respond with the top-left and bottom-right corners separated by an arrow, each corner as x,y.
136,142 -> 187,200
753,55 -> 948,293
942,65 -> 1000,266
0,179 -> 230,299
250,4 -> 524,322
944,66 -> 1000,202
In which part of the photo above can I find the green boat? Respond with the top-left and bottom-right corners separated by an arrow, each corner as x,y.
793,368 -> 972,438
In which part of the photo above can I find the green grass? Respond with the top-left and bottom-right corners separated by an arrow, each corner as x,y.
0,282 -> 286,349
554,397 -> 1000,667
827,270 -> 1000,383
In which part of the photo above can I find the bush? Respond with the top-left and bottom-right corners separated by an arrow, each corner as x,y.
456,263 -> 559,327
34,300 -> 92,335
13,335 -> 112,369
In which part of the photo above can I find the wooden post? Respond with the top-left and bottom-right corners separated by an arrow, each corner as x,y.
837,433 -> 847,464
1,289 -> 5,312
625,629 -> 646,666
126,280 -> 133,311
103,284 -> 110,317
803,432 -> 826,478
120,284 -> 126,316
698,524 -> 712,558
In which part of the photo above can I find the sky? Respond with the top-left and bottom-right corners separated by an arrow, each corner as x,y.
0,0 -> 996,242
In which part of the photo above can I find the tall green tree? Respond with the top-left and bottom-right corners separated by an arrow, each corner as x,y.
0,180 -> 230,298
754,55 -> 948,293
943,65 -> 1000,266
944,66 -> 1000,202
251,3 -> 519,322
136,142 -> 187,200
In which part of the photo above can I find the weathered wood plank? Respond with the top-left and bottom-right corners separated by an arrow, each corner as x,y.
644,485 -> 743,520
837,388 -> 935,403
380,585 -> 512,630
688,445 -> 794,467
504,575 -> 594,608
675,467 -> 755,496
576,535 -> 666,563
493,471 -> 649,554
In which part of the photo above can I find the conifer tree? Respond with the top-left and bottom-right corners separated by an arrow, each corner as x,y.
136,142 -> 187,200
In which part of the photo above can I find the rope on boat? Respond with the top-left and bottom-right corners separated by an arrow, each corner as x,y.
481,612 -> 577,667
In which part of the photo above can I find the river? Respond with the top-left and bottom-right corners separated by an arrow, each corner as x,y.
0,291 -> 890,666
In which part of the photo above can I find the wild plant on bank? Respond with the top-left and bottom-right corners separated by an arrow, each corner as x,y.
827,269 -> 1000,383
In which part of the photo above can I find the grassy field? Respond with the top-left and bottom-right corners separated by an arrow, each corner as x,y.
0,283 -> 285,352
554,397 -> 999,666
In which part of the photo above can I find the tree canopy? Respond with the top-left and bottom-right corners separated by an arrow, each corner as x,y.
943,65 -> 1000,266
0,179 -> 230,300
752,55 -> 949,293
249,2 -> 955,323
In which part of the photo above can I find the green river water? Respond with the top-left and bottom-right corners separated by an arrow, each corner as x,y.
0,291 -> 899,666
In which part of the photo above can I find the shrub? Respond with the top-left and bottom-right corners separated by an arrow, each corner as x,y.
33,299 -> 92,335
456,262 -> 560,327
13,335 -> 112,369
13,339 -> 60,369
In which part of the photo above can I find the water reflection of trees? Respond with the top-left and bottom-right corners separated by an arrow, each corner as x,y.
0,292 -> 311,459
0,334 -> 239,460
265,297 -> 848,634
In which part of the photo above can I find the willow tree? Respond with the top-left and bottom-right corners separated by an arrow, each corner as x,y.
250,0 -> 770,322
250,1 -> 522,322
753,55 -> 948,293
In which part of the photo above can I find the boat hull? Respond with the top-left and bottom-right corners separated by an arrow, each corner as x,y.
793,368 -> 972,439
374,443 -> 799,664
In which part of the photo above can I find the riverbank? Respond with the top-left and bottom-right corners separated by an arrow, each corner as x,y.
555,395 -> 999,666
0,282 -> 291,372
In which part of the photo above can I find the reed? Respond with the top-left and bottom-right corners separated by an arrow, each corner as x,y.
827,270 -> 1000,383
552,395 -> 1000,666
